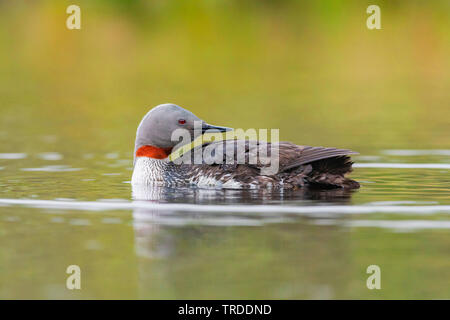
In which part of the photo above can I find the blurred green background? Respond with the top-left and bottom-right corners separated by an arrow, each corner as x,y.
0,0 -> 449,156
0,0 -> 449,300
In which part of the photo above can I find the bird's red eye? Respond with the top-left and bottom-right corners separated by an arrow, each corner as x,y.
178,119 -> 186,125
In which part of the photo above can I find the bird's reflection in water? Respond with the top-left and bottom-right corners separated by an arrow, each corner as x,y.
131,184 -> 355,258
130,185 -> 356,298
132,184 -> 354,204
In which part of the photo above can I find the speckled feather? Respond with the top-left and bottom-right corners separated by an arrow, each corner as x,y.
132,140 -> 359,189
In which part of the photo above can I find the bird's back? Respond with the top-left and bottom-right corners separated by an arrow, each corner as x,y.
170,140 -> 360,189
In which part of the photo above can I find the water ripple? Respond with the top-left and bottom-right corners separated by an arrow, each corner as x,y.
0,153 -> 27,159
314,219 -> 450,231
37,152 -> 63,161
0,198 -> 449,215
382,149 -> 450,156
21,165 -> 82,172
354,163 -> 450,169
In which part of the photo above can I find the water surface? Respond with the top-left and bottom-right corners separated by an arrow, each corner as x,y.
0,149 -> 449,299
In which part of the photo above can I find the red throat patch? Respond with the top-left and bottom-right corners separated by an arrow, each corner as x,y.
135,145 -> 173,159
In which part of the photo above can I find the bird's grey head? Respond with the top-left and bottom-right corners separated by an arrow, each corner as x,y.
134,103 -> 231,155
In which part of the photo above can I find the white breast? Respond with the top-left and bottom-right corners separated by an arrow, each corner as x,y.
132,157 -> 247,189
132,157 -> 167,185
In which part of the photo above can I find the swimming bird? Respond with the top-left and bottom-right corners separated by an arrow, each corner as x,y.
132,103 -> 360,189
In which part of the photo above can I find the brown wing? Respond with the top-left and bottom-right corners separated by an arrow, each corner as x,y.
279,144 -> 358,172
189,140 -> 358,174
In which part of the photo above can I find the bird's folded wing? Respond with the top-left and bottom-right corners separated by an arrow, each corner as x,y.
189,140 -> 358,173
281,145 -> 358,171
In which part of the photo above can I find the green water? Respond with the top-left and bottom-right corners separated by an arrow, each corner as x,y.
0,150 -> 449,299
0,1 -> 449,299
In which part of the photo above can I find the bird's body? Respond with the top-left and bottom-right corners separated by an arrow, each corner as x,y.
131,104 -> 360,190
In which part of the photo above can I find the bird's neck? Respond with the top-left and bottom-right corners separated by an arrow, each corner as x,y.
135,145 -> 173,159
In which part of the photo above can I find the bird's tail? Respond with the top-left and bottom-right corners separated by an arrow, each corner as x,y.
305,156 -> 360,189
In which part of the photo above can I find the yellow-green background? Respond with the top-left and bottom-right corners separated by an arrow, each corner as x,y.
0,1 -> 449,299
1,0 -> 449,154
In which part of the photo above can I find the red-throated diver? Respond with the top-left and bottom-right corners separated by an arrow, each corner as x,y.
131,103 -> 360,189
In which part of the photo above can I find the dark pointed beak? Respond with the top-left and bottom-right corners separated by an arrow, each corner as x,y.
201,123 -> 233,134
